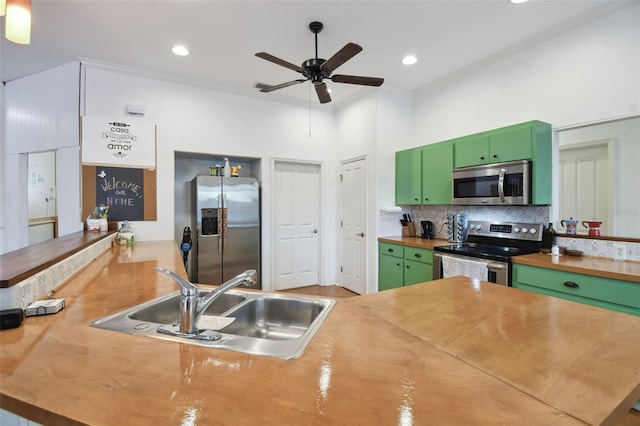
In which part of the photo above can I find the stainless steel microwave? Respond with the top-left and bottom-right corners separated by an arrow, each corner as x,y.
452,160 -> 531,205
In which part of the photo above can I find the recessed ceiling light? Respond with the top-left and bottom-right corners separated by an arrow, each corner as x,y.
510,0 -> 528,3
172,45 -> 190,56
402,55 -> 418,66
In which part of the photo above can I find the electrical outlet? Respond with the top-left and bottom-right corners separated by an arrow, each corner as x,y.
612,244 -> 626,261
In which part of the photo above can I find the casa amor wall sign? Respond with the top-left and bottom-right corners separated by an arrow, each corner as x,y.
81,117 -> 156,169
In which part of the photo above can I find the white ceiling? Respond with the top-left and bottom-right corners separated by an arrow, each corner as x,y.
0,0 -> 631,106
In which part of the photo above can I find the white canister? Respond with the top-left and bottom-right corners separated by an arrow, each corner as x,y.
87,217 -> 101,232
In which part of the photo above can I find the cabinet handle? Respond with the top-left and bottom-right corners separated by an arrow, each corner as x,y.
406,265 -> 410,269
396,263 -> 401,267
424,197 -> 429,201
414,253 -> 422,258
493,154 -> 497,159
388,248 -> 394,253
414,198 -> 419,202
480,156 -> 485,160
563,281 -> 580,289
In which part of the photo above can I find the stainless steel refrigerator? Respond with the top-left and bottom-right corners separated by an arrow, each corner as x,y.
191,175 -> 260,289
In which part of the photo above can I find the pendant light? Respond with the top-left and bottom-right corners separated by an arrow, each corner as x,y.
4,0 -> 31,45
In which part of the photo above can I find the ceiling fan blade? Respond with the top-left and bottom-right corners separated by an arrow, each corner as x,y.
315,83 -> 332,104
331,75 -> 384,87
255,52 -> 303,73
256,79 -> 307,93
320,43 -> 363,74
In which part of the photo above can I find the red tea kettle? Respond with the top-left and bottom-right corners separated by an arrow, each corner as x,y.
582,220 -> 603,236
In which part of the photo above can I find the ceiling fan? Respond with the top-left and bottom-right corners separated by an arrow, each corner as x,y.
255,21 -> 384,104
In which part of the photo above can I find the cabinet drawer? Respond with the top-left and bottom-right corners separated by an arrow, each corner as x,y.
404,247 -> 433,264
514,265 -> 640,310
379,242 -> 403,258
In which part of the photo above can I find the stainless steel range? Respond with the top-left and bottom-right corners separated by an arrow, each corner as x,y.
433,221 -> 543,286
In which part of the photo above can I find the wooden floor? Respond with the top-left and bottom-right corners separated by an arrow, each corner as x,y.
279,284 -> 640,425
279,284 -> 359,298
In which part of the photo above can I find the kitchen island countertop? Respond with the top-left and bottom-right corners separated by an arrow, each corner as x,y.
1,241 -> 639,425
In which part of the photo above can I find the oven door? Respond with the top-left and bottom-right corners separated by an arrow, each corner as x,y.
433,252 -> 509,285
452,160 -> 531,205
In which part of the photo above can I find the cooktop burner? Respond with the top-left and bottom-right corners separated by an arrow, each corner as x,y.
434,221 -> 544,263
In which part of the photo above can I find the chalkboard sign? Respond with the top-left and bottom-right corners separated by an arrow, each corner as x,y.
95,167 -> 144,221
82,165 -> 157,223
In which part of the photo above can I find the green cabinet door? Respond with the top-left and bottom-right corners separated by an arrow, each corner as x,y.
489,126 -> 532,163
395,148 -> 422,204
404,259 -> 432,286
513,264 -> 640,316
453,135 -> 490,168
422,142 -> 453,204
379,254 -> 404,291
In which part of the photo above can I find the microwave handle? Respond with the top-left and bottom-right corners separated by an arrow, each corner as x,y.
498,168 -> 506,203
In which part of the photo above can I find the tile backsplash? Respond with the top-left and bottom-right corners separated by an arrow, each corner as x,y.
408,205 -> 550,239
406,204 -> 640,262
555,236 -> 640,262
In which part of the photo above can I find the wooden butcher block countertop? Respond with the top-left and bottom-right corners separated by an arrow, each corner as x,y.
513,252 -> 640,283
1,241 -> 639,425
378,236 -> 449,250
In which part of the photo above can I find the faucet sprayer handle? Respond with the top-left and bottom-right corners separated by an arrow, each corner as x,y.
240,269 -> 258,287
155,267 -> 198,296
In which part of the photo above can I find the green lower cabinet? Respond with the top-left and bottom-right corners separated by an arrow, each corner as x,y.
379,252 -> 404,291
404,259 -> 433,286
379,243 -> 433,291
512,264 -> 640,316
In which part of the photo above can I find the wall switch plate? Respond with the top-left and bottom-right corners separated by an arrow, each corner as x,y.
612,243 -> 626,261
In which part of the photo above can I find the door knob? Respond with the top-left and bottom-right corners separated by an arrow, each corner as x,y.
357,232 -> 365,237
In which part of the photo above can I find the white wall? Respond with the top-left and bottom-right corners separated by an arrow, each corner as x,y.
558,116 -> 640,237
335,87 -> 413,292
82,64 -> 337,288
1,62 -> 81,253
412,3 -> 640,143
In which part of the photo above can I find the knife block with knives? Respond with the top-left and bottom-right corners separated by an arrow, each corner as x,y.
400,214 -> 416,237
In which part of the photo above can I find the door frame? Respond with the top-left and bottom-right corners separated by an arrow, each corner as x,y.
339,155 -> 369,293
270,158 -> 323,290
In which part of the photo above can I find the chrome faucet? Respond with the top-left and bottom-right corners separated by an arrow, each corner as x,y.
154,267 -> 256,340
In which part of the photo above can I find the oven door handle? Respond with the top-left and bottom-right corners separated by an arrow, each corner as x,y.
487,263 -> 507,271
498,168 -> 506,203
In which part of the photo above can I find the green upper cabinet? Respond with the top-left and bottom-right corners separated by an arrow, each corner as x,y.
396,142 -> 454,205
421,142 -> 453,204
453,121 -> 547,168
452,135 -> 490,169
489,126 -> 532,163
395,120 -> 552,205
395,148 -> 422,204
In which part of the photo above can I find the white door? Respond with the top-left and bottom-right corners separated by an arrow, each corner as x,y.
273,161 -> 320,290
341,158 -> 367,295
559,141 -> 611,235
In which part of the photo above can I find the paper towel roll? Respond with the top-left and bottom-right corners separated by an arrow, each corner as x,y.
380,206 -> 402,215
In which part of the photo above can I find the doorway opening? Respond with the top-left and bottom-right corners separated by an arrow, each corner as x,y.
559,140 -> 612,236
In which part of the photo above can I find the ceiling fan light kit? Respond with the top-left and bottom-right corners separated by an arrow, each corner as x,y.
255,21 -> 384,104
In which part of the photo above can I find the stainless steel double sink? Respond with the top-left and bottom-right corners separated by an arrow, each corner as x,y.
90,288 -> 335,360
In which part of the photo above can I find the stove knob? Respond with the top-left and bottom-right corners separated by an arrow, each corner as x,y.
529,228 -> 537,234
521,227 -> 528,233
514,227 -> 520,233
475,224 -> 482,231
